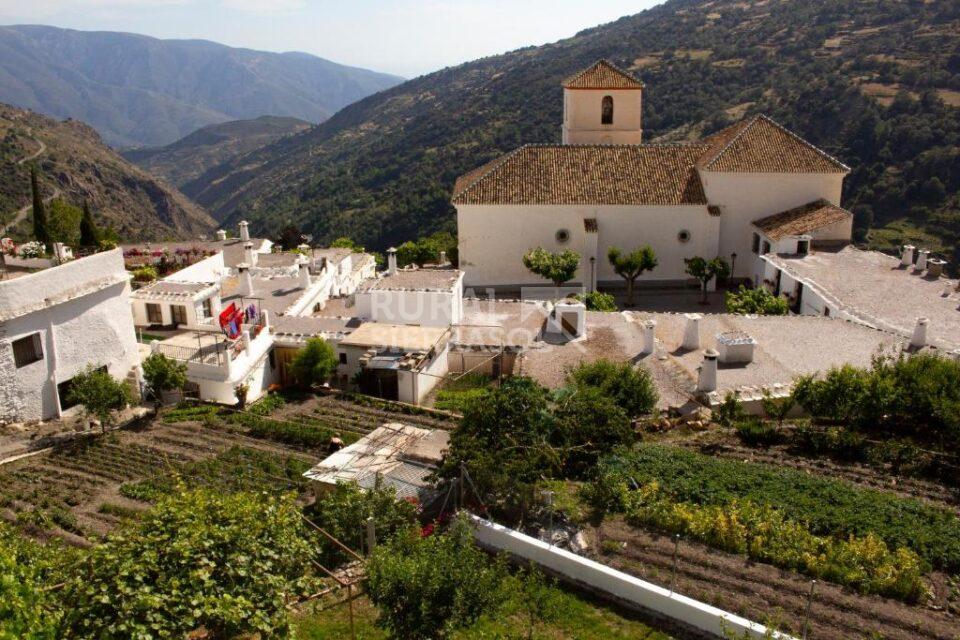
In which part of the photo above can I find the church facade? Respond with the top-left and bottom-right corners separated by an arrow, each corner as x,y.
453,60 -> 854,291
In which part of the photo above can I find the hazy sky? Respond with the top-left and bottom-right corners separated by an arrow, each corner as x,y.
0,1 -> 662,77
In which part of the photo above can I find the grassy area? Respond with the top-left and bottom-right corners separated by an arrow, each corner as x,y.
433,373 -> 493,413
865,218 -> 947,254
294,587 -> 675,640
598,445 -> 960,573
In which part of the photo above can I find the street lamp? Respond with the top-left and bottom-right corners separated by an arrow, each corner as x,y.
730,252 -> 738,286
589,256 -> 596,293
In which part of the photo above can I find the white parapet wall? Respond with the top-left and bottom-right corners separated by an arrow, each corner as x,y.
468,514 -> 795,640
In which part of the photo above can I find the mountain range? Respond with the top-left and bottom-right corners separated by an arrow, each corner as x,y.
180,0 -> 960,260
0,103 -> 213,241
0,25 -> 402,147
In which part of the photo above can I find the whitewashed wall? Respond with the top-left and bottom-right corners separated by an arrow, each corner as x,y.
562,87 -> 642,145
356,277 -> 464,327
162,252 -> 226,284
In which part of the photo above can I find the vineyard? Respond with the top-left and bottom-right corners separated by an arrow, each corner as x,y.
0,392 -> 452,545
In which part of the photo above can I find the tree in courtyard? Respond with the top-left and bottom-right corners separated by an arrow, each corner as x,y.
78,201 -> 100,248
67,366 -> 131,432
366,516 -> 508,640
607,245 -> 658,307
684,256 -> 731,304
289,337 -> 339,389
30,165 -> 49,246
141,352 -> 188,414
522,247 -> 580,289
61,489 -> 313,639
725,285 -> 788,315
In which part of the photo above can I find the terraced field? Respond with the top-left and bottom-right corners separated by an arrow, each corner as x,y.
0,393 -> 457,546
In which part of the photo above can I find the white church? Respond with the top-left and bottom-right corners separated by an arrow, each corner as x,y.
453,60 -> 854,291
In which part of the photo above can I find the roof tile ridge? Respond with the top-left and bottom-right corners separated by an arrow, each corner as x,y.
562,58 -> 644,88
701,114 -> 760,169
754,114 -> 851,172
452,144 -> 530,203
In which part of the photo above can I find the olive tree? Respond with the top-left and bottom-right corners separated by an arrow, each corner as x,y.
607,245 -> 658,307
67,366 -> 131,432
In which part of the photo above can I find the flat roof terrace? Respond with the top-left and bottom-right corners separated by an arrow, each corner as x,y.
767,246 -> 960,350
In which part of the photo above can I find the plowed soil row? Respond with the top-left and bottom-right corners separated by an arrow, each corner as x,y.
594,518 -> 960,640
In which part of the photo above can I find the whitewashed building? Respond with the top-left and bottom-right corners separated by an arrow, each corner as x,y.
0,249 -> 140,423
454,60 -> 853,291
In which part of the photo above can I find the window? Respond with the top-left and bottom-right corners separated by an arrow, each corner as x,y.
339,352 -> 347,365
202,298 -> 213,319
751,233 -> 761,254
761,240 -> 771,254
601,96 -> 614,125
171,305 -> 188,326
555,229 -> 570,244
146,303 -> 162,324
797,239 -> 810,256
677,229 -> 691,244
12,333 -> 43,368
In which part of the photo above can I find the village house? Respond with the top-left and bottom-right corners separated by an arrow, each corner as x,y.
0,249 -> 140,423
453,60 -> 853,291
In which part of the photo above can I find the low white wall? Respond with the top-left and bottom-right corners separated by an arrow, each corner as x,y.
163,252 -> 226,284
469,515 -> 794,640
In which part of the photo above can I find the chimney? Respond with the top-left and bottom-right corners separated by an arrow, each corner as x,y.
239,221 -> 250,242
439,250 -> 447,266
215,229 -> 227,241
900,244 -> 915,267
927,259 -> 946,278
298,261 -> 311,289
243,242 -> 256,267
642,319 -> 657,355
261,309 -> 270,329
916,250 -> 930,271
242,328 -> 252,355
297,243 -> 310,255
682,313 -> 702,351
387,247 -> 398,275
238,264 -> 253,297
697,349 -> 719,393
910,317 -> 928,349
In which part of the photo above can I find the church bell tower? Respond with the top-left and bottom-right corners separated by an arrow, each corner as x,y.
561,59 -> 644,145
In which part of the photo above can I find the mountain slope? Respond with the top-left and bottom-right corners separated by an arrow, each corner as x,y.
189,0 -> 960,259
0,25 -> 403,147
123,116 -> 311,191
0,104 -> 214,241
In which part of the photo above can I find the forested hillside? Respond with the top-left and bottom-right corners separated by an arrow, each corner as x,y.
189,0 -> 960,260
0,25 -> 402,147
123,116 -> 311,191
0,104 -> 214,241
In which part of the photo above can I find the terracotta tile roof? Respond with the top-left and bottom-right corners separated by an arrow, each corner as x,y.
452,144 -> 708,206
753,199 -> 853,241
698,115 -> 849,173
563,59 -> 644,89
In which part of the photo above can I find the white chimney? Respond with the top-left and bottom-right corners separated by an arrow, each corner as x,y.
682,313 -> 702,351
242,328 -> 252,355
239,221 -> 250,242
642,319 -> 657,355
243,242 -> 256,267
439,250 -> 447,266
298,261 -> 311,289
261,309 -> 270,329
900,244 -> 915,267
697,349 -> 719,393
927,259 -> 946,278
910,317 -> 928,349
387,247 -> 398,275
238,264 -> 253,297
215,229 -> 227,241
916,250 -> 929,271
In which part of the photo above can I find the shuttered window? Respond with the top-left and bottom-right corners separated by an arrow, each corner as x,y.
146,303 -> 162,324
12,333 -> 43,368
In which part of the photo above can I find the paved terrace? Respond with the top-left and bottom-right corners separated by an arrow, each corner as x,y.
768,246 -> 960,351
221,274 -> 310,316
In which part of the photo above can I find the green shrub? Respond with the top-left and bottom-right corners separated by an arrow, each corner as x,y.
714,392 -> 747,428
735,417 -> 783,447
553,386 -> 632,478
248,392 -> 286,416
724,285 -> 788,315
435,387 -> 490,413
0,523 -> 69,639
793,425 -> 870,462
594,444 -> 960,572
574,291 -> 618,312
568,359 -> 658,418
131,265 -> 158,283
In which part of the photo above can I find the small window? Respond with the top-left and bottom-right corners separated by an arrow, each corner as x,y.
12,333 -> 43,368
171,305 -> 188,326
677,229 -> 691,244
761,241 -> 771,254
601,95 -> 614,125
339,352 -> 347,365
146,303 -> 162,324
555,229 -> 570,244
751,233 -> 761,254
202,298 -> 213,319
